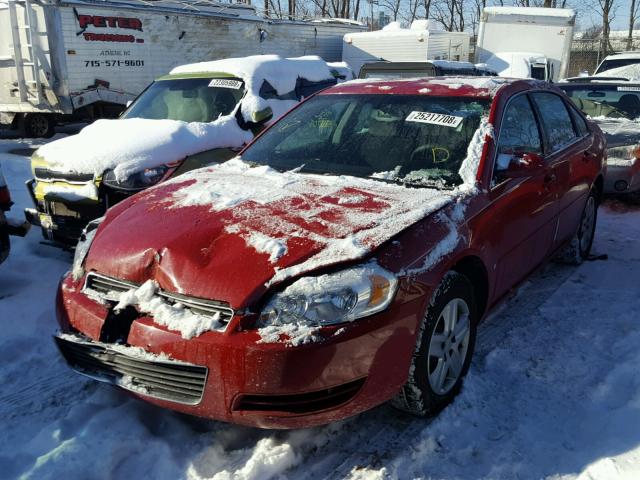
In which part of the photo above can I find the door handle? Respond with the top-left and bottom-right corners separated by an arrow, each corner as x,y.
582,151 -> 591,162
544,173 -> 557,184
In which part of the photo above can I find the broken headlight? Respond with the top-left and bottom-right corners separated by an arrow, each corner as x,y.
102,165 -> 172,191
259,262 -> 398,327
72,217 -> 103,281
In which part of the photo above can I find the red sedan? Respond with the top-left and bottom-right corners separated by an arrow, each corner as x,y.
55,77 -> 605,429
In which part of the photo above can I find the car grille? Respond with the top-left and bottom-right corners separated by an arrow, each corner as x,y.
234,378 -> 366,414
34,168 -> 94,182
55,334 -> 208,405
83,272 -> 235,325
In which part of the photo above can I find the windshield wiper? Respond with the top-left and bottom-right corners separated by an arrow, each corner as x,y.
367,176 -> 454,190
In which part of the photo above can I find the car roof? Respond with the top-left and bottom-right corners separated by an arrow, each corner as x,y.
602,52 -> 640,60
320,76 -> 536,98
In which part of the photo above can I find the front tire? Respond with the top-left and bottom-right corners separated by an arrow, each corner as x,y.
555,190 -> 598,265
393,271 -> 477,417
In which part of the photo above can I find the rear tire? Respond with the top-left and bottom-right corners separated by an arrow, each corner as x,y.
393,271 -> 477,417
555,190 -> 598,265
23,113 -> 55,138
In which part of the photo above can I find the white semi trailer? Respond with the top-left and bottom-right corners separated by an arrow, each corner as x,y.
342,20 -> 471,76
0,0 -> 364,136
475,6 -> 575,82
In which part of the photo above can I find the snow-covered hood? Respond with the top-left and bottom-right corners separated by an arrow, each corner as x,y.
591,118 -> 640,148
85,159 -> 465,308
34,117 -> 253,182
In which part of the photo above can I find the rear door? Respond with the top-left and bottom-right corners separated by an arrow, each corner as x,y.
529,92 -> 592,250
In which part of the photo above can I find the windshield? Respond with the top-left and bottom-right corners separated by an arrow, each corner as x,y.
123,77 -> 245,123
596,59 -> 640,74
241,94 -> 490,188
561,85 -> 640,120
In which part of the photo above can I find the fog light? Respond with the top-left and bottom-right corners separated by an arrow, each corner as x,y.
614,180 -> 629,192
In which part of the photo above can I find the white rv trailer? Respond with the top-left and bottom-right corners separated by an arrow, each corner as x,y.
475,6 -> 575,82
342,20 -> 471,76
0,0 -> 365,136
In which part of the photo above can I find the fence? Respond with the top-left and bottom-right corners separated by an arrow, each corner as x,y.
568,38 -> 640,77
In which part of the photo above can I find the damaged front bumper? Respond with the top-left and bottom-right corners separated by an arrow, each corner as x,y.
55,273 -> 422,429
24,177 -> 105,246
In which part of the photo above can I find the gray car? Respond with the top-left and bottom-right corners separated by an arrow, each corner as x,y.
559,81 -> 640,199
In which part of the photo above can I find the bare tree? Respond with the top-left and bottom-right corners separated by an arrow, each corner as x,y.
594,0 -> 617,55
628,0 -> 640,49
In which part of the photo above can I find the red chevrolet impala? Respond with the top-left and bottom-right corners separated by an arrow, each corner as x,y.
55,77 -> 605,429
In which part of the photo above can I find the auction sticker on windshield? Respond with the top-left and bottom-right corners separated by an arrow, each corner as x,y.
405,111 -> 463,128
209,79 -> 243,89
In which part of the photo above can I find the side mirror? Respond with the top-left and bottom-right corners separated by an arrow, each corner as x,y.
497,152 -> 545,178
251,106 -> 273,124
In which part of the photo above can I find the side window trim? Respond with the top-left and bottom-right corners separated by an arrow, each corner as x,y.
491,91 -> 545,183
567,102 -> 590,138
530,91 -> 583,156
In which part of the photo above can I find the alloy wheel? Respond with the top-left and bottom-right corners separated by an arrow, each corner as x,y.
579,195 -> 596,254
427,297 -> 471,395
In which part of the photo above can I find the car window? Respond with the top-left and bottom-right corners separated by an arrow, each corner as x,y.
531,92 -> 577,152
494,94 -> 542,172
123,78 -> 245,123
569,105 -> 589,137
561,86 -> 640,120
241,94 -> 491,188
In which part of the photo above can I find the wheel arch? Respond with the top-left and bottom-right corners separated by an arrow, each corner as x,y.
450,255 -> 490,319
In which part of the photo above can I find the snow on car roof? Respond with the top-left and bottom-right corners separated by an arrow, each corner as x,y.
483,6 -> 576,19
325,76 -> 517,97
170,55 -> 334,97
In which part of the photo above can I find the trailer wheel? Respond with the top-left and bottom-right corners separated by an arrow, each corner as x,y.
23,113 -> 55,138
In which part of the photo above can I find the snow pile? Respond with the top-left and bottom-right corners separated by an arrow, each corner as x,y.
39,182 -> 98,202
243,230 -> 288,264
426,76 -> 510,95
114,280 -> 226,339
170,55 -> 334,123
257,323 -> 321,347
458,116 -> 493,186
36,116 -> 253,181
381,21 -> 402,31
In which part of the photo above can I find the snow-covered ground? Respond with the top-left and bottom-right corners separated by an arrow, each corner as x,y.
1,136 -> 639,480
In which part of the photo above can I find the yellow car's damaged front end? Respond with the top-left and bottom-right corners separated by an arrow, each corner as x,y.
25,153 -> 106,246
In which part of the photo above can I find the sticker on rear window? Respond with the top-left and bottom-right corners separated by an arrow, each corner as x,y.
617,86 -> 640,92
208,79 -> 243,89
405,111 -> 463,128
